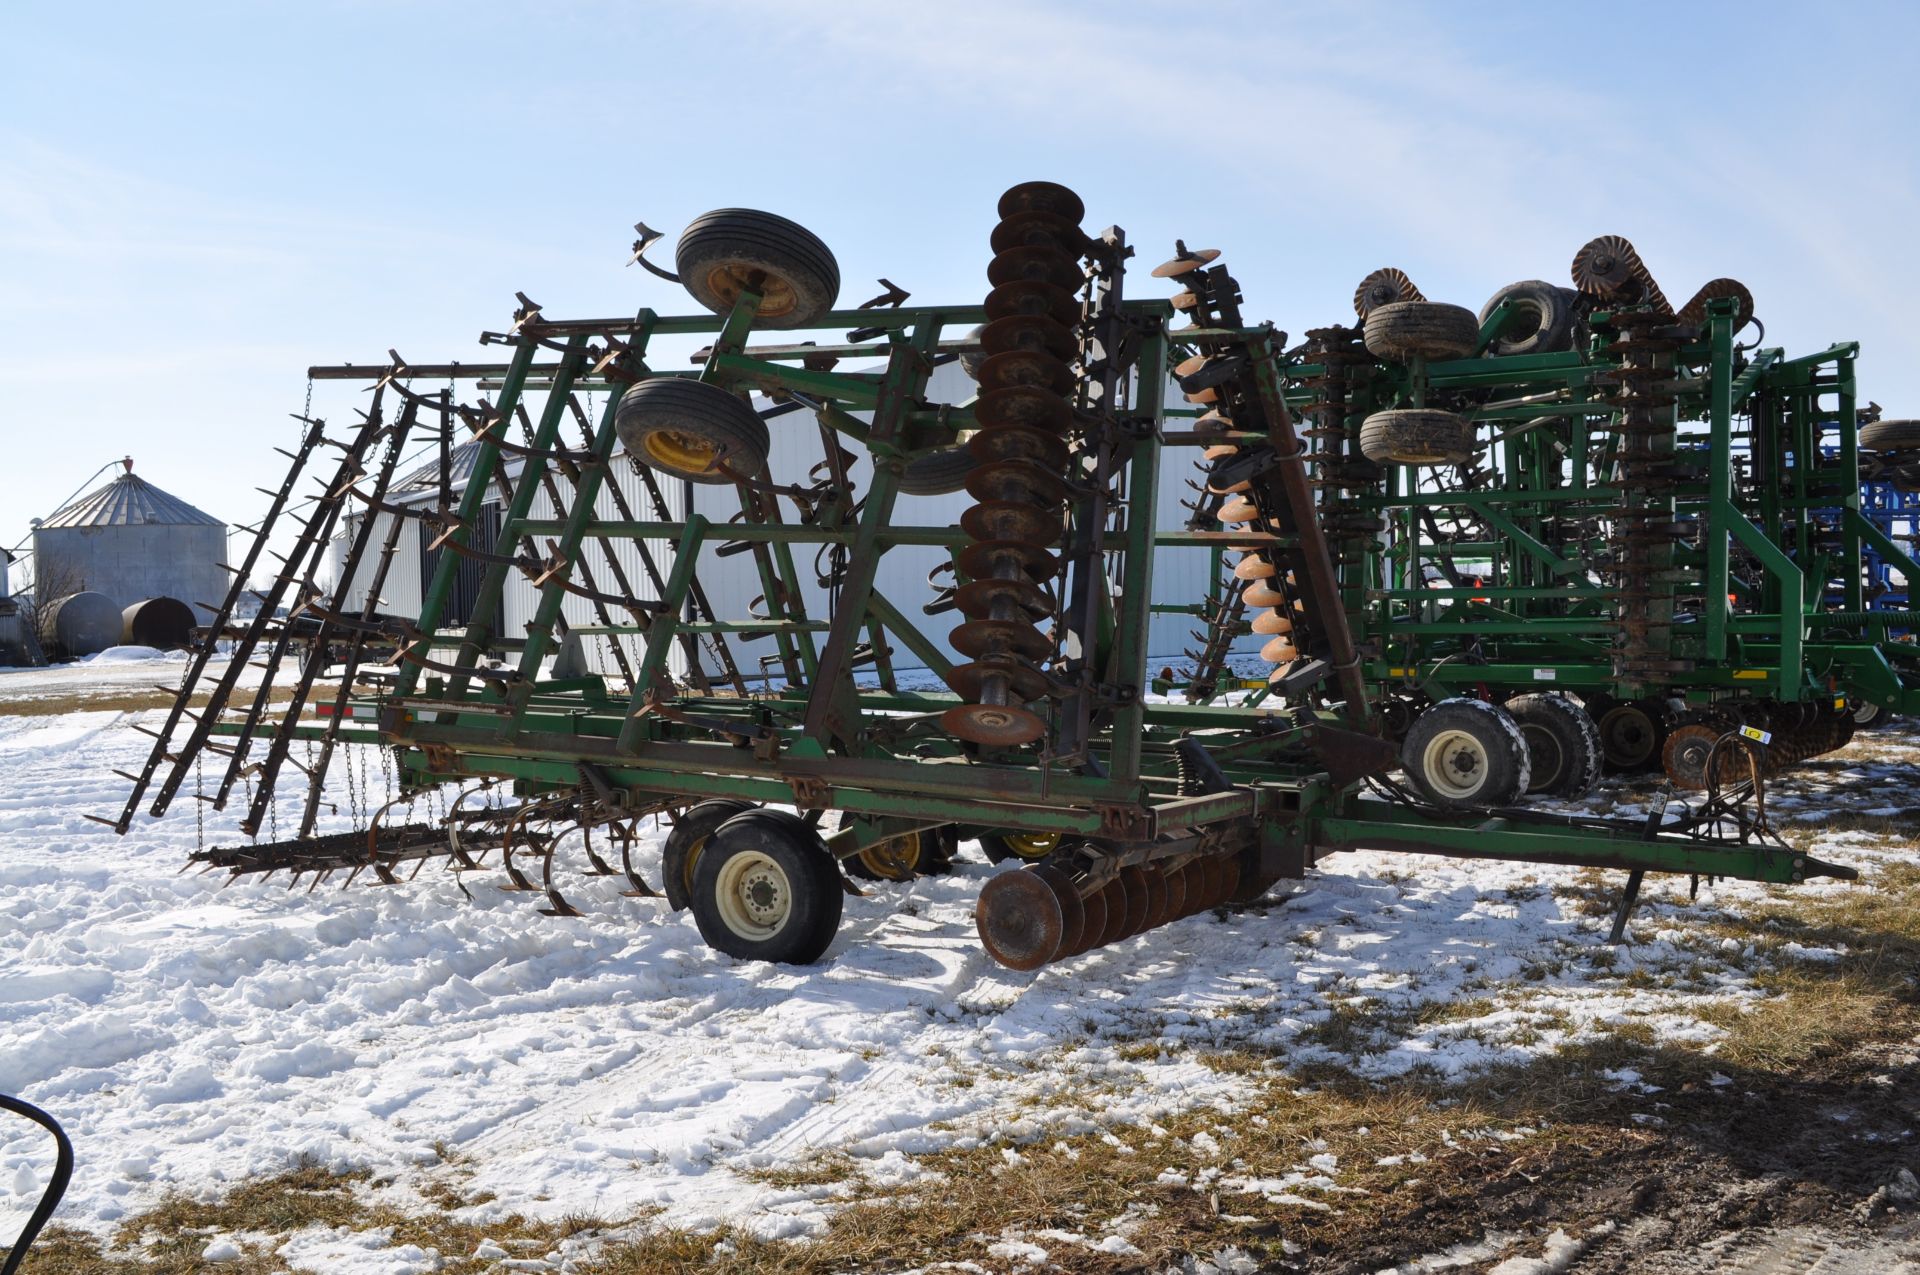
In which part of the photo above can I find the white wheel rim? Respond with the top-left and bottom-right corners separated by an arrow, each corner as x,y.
1852,702 -> 1879,725
713,851 -> 792,940
1421,728 -> 1490,800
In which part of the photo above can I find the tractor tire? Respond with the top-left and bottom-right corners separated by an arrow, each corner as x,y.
662,799 -> 755,912
978,830 -> 1062,865
836,815 -> 955,881
1359,409 -> 1474,465
1478,280 -> 1578,357
1858,419 -> 1920,453
690,808 -> 844,964
616,378 -> 770,484
1505,693 -> 1604,797
900,446 -> 976,496
674,208 -> 840,328
1363,301 -> 1480,362
1400,698 -> 1531,809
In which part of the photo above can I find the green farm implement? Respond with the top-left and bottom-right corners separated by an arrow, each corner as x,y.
1172,240 -> 1920,806
97,184 -> 1861,968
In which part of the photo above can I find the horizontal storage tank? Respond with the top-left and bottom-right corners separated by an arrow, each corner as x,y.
122,596 -> 198,649
39,591 -> 122,659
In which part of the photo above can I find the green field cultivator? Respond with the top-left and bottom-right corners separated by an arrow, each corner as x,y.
97,183 -> 1867,967
1169,241 -> 1920,808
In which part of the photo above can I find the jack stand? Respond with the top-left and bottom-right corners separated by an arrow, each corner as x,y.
1607,868 -> 1645,945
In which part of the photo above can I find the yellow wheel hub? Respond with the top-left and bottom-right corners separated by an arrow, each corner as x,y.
680,834 -> 711,897
856,832 -> 923,881
643,429 -> 722,476
1004,832 -> 1059,860
701,264 -> 799,320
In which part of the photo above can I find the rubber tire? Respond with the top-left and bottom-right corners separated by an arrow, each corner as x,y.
1596,701 -> 1665,773
1858,419 -> 1920,453
662,799 -> 755,912
691,809 -> 844,964
1363,301 -> 1480,362
1852,701 -> 1894,730
959,324 -> 986,381
615,378 -> 770,484
1479,280 -> 1577,357
674,208 -> 840,329
1359,409 -> 1474,465
1400,697 -> 1531,809
978,830 -> 1061,865
1505,693 -> 1603,797
836,814 -> 954,881
900,446 -> 976,496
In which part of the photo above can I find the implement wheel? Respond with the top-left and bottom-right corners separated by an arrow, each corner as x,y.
691,809 -> 843,964
1852,700 -> 1894,730
662,799 -> 754,912
616,379 -> 770,484
1505,693 -> 1604,798
978,830 -> 1060,864
1363,300 -> 1480,361
1478,280 -> 1577,357
674,208 -> 840,328
1596,701 -> 1664,772
1400,698 -> 1531,809
838,816 -> 955,882
1858,419 -> 1920,453
1359,409 -> 1473,465
899,446 -> 977,496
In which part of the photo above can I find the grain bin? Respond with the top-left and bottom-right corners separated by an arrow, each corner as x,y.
31,459 -> 228,626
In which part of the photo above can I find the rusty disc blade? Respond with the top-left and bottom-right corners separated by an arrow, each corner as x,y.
1216,855 -> 1243,904
1241,582 -> 1283,608
969,425 -> 1070,473
1260,635 -> 1299,663
1136,865 -> 1171,932
986,279 -> 1080,327
1033,863 -> 1086,959
956,576 -> 1051,621
1218,496 -> 1258,524
1116,866 -> 1152,940
976,868 -> 1065,970
974,385 -> 1073,433
943,701 -> 1048,749
951,618 -> 1052,662
1151,248 -> 1221,278
961,500 -> 1064,547
998,180 -> 1085,224
1065,886 -> 1108,959
946,655 -> 1050,705
987,246 -> 1083,293
990,210 -> 1088,258
965,458 -> 1068,507
956,537 -> 1058,583
1094,875 -> 1132,947
1161,863 -> 1189,920
982,313 -> 1076,361
977,350 -> 1074,396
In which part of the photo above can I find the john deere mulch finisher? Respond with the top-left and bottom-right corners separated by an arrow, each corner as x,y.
98,183 -> 1859,967
1165,240 -> 1920,809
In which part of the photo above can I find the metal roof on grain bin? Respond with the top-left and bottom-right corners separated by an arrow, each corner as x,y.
39,465 -> 223,528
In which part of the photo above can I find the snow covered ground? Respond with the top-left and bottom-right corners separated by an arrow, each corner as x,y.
0,684 -> 1915,1269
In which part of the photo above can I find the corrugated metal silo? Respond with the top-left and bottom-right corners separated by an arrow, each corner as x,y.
31,459 -> 229,625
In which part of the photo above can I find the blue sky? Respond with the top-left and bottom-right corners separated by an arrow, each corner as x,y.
4,1 -> 1917,569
